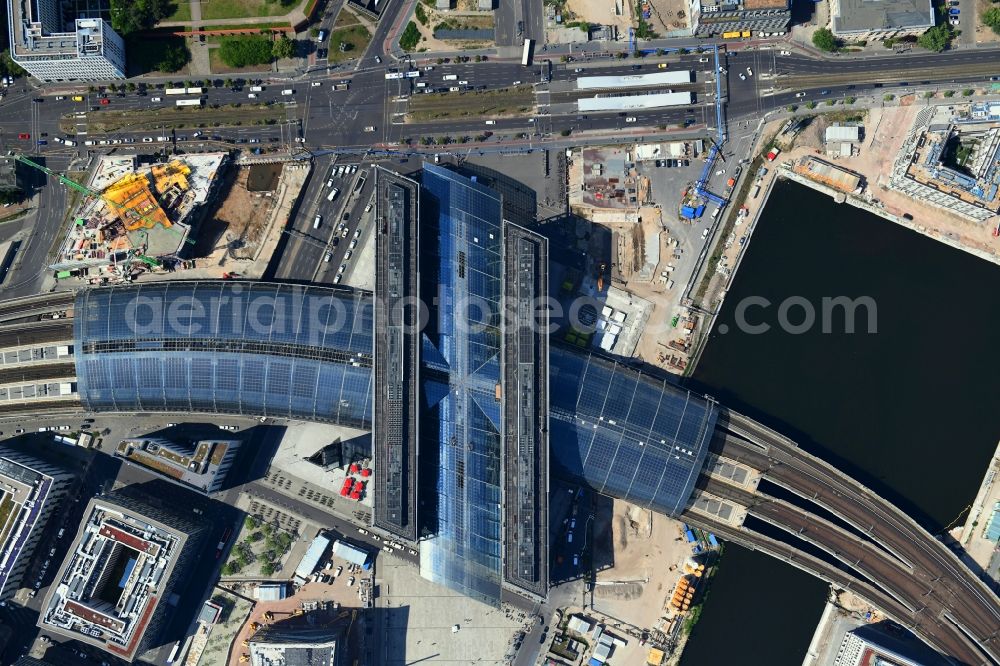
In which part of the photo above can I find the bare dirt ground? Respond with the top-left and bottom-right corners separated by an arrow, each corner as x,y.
593,500 -> 693,631
205,166 -> 275,260
645,0 -> 691,34
564,0 -> 633,31
975,0 -> 1000,44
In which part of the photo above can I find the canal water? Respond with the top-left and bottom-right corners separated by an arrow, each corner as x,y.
681,179 -> 1000,665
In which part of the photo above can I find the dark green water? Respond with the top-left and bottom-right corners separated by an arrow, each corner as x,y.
680,179 -> 1000,666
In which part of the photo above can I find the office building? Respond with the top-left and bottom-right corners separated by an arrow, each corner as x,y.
834,625 -> 947,665
38,489 -> 206,661
114,438 -> 241,493
248,614 -> 354,666
417,163 -> 550,605
0,447 -> 72,601
7,0 -> 126,81
830,0 -> 934,38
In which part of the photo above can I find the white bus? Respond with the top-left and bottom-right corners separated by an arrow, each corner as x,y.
176,99 -> 203,107
404,70 -> 420,78
385,72 -> 404,80
185,87 -> 203,95
521,38 -> 533,66
165,88 -> 187,95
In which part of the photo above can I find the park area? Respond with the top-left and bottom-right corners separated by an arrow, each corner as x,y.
126,36 -> 192,76
327,9 -> 372,63
200,0 -> 301,20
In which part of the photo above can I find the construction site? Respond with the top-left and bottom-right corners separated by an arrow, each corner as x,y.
49,154 -> 227,283
44,153 -> 309,285
566,143 -> 716,376
586,500 -> 722,665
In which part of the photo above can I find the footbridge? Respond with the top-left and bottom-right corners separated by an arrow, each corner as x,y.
682,409 -> 1000,666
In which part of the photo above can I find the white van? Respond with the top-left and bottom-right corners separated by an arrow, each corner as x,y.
327,188 -> 339,202
84,140 -> 96,146
710,207 -> 721,219
443,74 -> 458,81
485,120 -> 496,125
250,86 -> 264,92
248,93 -> 257,99
281,89 -> 294,96
313,214 -> 322,229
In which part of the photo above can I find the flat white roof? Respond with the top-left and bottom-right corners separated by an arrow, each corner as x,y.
578,92 -> 693,112
577,71 -> 692,90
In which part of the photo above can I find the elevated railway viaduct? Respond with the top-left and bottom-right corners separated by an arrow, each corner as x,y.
682,410 -> 1000,666
0,290 -> 997,664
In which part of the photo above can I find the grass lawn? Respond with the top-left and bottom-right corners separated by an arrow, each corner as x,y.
209,46 -> 275,73
62,103 -> 289,133
199,21 -> 291,30
125,36 -> 192,76
407,85 -> 534,121
162,0 -> 192,21
328,25 -> 371,63
333,7 -> 361,29
201,0 -> 299,20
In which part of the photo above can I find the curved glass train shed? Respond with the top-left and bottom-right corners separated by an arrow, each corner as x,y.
74,281 -> 374,427
548,347 -> 717,517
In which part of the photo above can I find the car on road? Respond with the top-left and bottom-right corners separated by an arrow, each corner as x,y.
698,57 -> 709,63
14,429 -> 23,434
347,576 -> 355,587
375,55 -> 382,63
312,81 -> 322,87
779,50 -> 791,56
820,89 -> 830,95
630,65 -> 641,70
338,263 -> 347,274
324,252 -> 332,263
353,228 -> 361,238
99,98 -> 109,105
344,250 -> 353,260
17,133 -> 29,139
795,92 -> 806,98
357,528 -> 368,535
55,95 -> 65,101
746,67 -> 753,76
574,68 -> 583,73
349,239 -> 358,249
658,63 -> 667,69
143,137 -> 153,142
485,120 -> 496,125
333,274 -> 342,283
408,549 -> 417,555
363,126 -> 376,132
738,72 -> 746,81
625,117 -> 636,123
949,7 -> 959,13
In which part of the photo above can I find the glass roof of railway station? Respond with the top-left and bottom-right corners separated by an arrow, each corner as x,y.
74,282 -> 374,426
548,347 -> 717,517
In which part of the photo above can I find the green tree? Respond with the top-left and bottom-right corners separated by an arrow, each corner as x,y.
224,78 -> 235,89
884,93 -> 895,101
245,515 -> 260,530
110,0 -> 170,36
415,3 -> 428,24
126,82 -> 137,92
560,128 -> 572,136
248,531 -> 263,542
260,561 -> 276,575
923,90 -> 935,98
0,49 -> 26,78
984,7 -> 1000,34
157,44 -> 190,73
962,88 -> 974,96
805,101 -> 817,109
108,82 -> 118,92
943,90 -> 955,97
399,21 -> 421,51
221,561 -> 240,575
917,24 -> 950,52
812,27 -> 839,52
845,96 -> 856,104
272,36 -> 296,60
